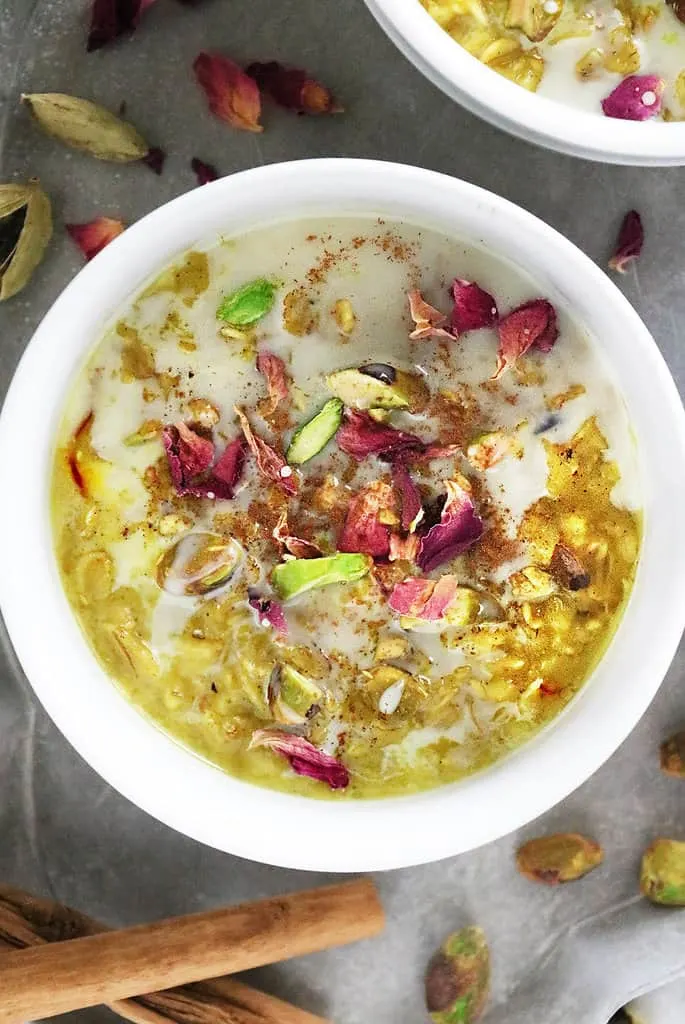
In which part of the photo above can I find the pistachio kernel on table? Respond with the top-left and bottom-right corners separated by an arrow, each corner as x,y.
640,839 -> 685,905
425,926 -> 490,1024
516,833 -> 604,884
659,731 -> 685,777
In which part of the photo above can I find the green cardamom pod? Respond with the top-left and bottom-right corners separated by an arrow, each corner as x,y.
22,93 -> 149,162
0,179 -> 52,301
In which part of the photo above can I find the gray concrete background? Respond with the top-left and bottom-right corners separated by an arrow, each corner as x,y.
1,1 -> 685,1021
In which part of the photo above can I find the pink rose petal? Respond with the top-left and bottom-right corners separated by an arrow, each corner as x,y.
494,298 -> 558,378
337,410 -> 425,462
602,74 -> 664,121
450,279 -> 498,335
246,61 -> 342,114
234,406 -> 297,495
248,593 -> 288,638
193,52 -> 263,132
273,511 -> 322,559
249,729 -> 349,789
207,436 -> 246,498
422,574 -> 460,620
417,478 -> 484,573
191,157 -> 219,185
407,290 -> 454,340
392,464 -> 423,532
86,0 -> 156,51
388,577 -> 437,616
338,481 -> 395,559
609,210 -> 644,273
67,217 -> 125,261
257,351 -> 290,416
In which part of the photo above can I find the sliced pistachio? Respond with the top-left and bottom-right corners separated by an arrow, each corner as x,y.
123,419 -> 161,446
641,839 -> 685,905
509,566 -> 557,602
74,550 -> 115,604
660,730 -> 685,778
109,626 -> 160,679
375,633 -> 411,662
287,398 -> 343,465
575,48 -> 605,80
157,513 -> 193,537
504,0 -> 561,39
516,833 -> 603,884
187,397 -> 220,429
283,286 -> 318,336
269,663 -> 323,725
0,179 -> 52,301
425,926 -> 490,1024
22,93 -> 149,161
272,553 -> 371,601
326,366 -> 428,413
333,298 -> 356,335
156,533 -> 243,596
217,277 -> 275,327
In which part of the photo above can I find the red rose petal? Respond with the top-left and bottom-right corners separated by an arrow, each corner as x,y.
191,157 -> 219,185
408,290 -> 454,340
392,464 -> 423,532
142,146 -> 166,175
417,477 -> 483,573
163,424 -> 245,499
422,574 -> 460,620
67,217 -> 125,261
338,481 -> 395,559
234,406 -> 297,495
337,410 -> 425,462
609,210 -> 644,273
388,577 -> 436,616
193,52 -> 263,133
257,351 -> 290,416
86,0 -> 156,51
207,436 -> 246,498
248,594 -> 288,638
602,74 -> 664,121
249,729 -> 349,789
273,511 -> 322,559
450,278 -> 498,335
494,298 -> 558,378
246,61 -> 342,114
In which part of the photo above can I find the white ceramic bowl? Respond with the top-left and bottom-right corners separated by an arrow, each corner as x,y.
2,159 -> 685,872
365,0 -> 685,165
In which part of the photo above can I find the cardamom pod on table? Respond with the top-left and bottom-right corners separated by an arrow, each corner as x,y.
0,178 -> 52,301
22,92 -> 149,162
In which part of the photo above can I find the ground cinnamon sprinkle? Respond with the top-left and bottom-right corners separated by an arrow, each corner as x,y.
426,387 -> 486,449
468,477 -> 521,573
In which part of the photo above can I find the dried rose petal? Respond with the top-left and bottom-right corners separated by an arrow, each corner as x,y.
256,351 -> 289,416
388,577 -> 437,616
208,437 -> 246,498
417,478 -> 484,573
248,594 -> 288,638
193,52 -> 263,133
408,290 -> 453,340
660,731 -> 685,777
388,533 -> 420,563
392,464 -> 423,532
273,511 -> 322,559
246,61 -> 341,115
191,157 -> 219,185
338,481 -> 395,559
602,74 -> 664,120
609,210 -> 644,273
249,729 -> 349,789
142,146 -> 165,175
234,406 -> 297,495
494,298 -> 558,378
549,543 -> 590,591
422,575 -> 461,620
517,833 -> 604,885
450,279 -> 498,335
163,424 -> 245,499
337,409 -> 425,462
67,217 -> 125,261
401,443 -> 460,464
87,0 -> 156,51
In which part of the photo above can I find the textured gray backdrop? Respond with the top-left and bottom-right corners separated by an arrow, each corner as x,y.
1,1 -> 685,1021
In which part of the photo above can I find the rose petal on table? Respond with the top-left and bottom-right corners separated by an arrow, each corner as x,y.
408,289 -> 454,340
450,278 -> 498,335
337,409 -> 424,461
66,217 -> 125,261
249,729 -> 349,789
141,145 -> 165,175
248,594 -> 288,637
392,464 -> 423,532
234,406 -> 297,494
191,156 -> 219,185
273,511 -> 322,559
256,351 -> 290,416
246,61 -> 342,114
86,0 -> 156,51
601,74 -> 664,120
338,481 -> 395,559
609,210 -> 644,273
193,52 -> 263,132
494,298 -> 558,377
417,477 -> 484,573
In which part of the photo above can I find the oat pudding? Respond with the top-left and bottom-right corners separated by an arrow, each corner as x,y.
51,217 -> 641,798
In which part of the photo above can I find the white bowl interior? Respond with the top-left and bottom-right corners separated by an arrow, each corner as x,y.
2,159 -> 685,871
365,0 -> 685,165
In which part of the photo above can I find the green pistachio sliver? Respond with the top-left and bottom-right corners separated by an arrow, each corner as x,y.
641,838 -> 685,905
217,277 -> 276,327
272,553 -> 371,601
22,93 -> 149,162
287,398 -> 343,465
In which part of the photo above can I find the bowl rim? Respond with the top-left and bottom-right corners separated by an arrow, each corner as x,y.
2,157 -> 685,872
364,0 -> 685,166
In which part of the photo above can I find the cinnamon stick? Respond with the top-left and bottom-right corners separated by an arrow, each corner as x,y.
0,879 -> 383,1024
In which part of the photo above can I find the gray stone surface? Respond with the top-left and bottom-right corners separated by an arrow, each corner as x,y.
1,2 -> 685,1022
